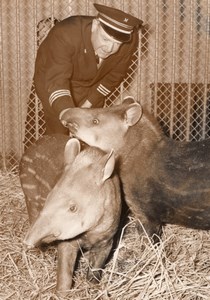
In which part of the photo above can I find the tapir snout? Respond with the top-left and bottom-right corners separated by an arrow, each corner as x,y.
23,211 -> 62,248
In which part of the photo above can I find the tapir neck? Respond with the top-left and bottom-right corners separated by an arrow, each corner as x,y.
117,112 -> 164,166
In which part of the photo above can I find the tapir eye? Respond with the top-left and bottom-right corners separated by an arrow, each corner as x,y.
92,118 -> 99,125
69,204 -> 77,213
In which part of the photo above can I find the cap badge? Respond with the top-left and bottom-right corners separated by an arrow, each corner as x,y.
124,18 -> 129,23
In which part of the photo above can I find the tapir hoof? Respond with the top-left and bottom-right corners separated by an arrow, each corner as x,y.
56,289 -> 71,298
86,269 -> 102,284
136,220 -> 163,244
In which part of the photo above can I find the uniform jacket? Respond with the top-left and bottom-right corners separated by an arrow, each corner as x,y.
34,15 -> 139,117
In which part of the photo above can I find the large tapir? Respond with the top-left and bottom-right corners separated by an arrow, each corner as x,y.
19,135 -> 121,293
62,99 -> 210,240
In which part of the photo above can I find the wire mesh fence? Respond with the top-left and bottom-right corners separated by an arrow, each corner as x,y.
0,0 -> 210,171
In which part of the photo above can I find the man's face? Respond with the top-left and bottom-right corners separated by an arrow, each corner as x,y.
91,19 -> 122,59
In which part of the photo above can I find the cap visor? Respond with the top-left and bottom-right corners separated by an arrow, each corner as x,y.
100,22 -> 131,42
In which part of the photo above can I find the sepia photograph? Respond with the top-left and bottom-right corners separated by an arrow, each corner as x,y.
1,1 -> 210,299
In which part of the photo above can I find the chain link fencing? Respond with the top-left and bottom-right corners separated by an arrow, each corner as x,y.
0,0 -> 210,171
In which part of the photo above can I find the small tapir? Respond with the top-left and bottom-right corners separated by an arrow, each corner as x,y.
63,100 -> 210,240
19,135 -> 121,293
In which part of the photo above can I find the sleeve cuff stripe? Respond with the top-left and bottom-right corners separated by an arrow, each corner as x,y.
97,84 -> 110,96
49,90 -> 71,106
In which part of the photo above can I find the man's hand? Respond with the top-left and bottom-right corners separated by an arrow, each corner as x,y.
59,108 -> 73,127
81,99 -> 92,108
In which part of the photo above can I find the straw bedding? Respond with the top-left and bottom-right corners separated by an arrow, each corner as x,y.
1,170 -> 210,300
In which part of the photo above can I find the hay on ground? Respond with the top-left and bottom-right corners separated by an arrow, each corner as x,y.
1,171 -> 210,300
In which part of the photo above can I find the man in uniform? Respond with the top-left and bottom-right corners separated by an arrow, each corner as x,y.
33,3 -> 143,135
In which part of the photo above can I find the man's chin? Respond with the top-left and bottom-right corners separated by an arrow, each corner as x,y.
99,52 -> 111,59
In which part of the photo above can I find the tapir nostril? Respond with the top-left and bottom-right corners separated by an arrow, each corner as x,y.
70,122 -> 79,128
66,121 -> 78,131
54,230 -> 61,238
74,122 -> 79,129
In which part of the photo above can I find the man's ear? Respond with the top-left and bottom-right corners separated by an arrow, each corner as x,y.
91,18 -> 99,33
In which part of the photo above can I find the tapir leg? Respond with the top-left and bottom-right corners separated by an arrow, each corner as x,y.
56,240 -> 79,294
126,194 -> 163,243
86,240 -> 113,283
135,215 -> 163,244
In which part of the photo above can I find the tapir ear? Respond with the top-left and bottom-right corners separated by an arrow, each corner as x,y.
64,138 -> 81,165
124,103 -> 142,126
101,150 -> 115,183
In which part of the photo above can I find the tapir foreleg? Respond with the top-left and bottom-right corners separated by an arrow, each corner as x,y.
86,240 -> 113,283
56,240 -> 79,294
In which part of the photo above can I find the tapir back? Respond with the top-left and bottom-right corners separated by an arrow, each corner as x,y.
19,134 -> 69,223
